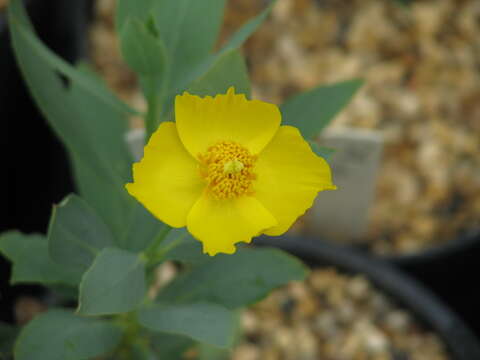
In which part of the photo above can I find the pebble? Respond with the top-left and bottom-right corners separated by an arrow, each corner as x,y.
235,268 -> 450,360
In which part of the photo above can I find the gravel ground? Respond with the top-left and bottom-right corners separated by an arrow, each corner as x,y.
232,268 -> 450,360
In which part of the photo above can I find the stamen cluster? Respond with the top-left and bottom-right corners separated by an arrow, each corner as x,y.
198,141 -> 256,200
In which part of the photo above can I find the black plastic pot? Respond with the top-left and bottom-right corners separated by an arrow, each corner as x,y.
385,228 -> 480,336
307,226 -> 480,338
0,0 -> 91,323
255,235 -> 480,360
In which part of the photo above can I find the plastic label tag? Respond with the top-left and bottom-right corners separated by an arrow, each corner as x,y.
309,128 -> 383,242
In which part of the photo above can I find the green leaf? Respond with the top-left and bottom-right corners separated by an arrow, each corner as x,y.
74,62 -> 137,114
9,0 -> 134,116
162,229 -> 207,265
154,0 -> 226,87
78,248 -> 146,315
219,0 -> 276,54
120,19 -> 167,96
49,285 -> 79,303
10,0 -> 162,255
150,0 -> 273,123
0,231 -> 81,286
128,343 -> 158,360
138,302 -> 235,348
187,49 -> 251,98
120,17 -> 165,136
150,333 -> 193,360
116,0 -> 157,33
157,0 -> 270,116
175,0 -> 276,96
9,1 -> 137,239
0,322 -> 17,358
159,49 -> 251,125
158,247 -> 307,309
48,195 -> 115,273
309,141 -> 336,160
120,203 -> 168,253
120,19 -> 168,106
15,309 -> 122,360
198,344 -> 230,360
198,310 -> 242,360
281,79 -> 364,139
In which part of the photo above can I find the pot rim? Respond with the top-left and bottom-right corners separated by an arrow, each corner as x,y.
255,235 -> 480,360
382,227 -> 480,265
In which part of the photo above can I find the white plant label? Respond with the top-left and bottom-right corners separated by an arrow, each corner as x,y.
309,128 -> 383,242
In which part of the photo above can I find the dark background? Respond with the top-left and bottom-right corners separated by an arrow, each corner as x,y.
0,0 -> 91,323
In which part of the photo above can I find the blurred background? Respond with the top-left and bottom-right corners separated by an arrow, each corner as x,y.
2,0 -> 479,359
89,0 -> 480,255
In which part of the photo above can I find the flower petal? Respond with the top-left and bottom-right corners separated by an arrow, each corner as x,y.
187,195 -> 277,256
126,122 -> 204,228
254,125 -> 336,236
175,87 -> 281,158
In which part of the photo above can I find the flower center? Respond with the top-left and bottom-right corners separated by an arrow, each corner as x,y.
198,141 -> 256,200
223,159 -> 244,174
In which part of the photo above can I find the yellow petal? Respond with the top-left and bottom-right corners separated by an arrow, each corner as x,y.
125,122 -> 204,228
175,87 -> 281,158
187,194 -> 277,256
254,125 -> 336,236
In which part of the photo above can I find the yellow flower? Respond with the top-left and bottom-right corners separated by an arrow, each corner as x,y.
126,87 -> 336,255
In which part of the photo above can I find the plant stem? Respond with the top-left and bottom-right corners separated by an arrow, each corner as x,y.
146,235 -> 185,267
144,226 -> 172,259
145,94 -> 158,142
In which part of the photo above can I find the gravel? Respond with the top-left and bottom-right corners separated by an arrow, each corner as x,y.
233,268 -> 450,360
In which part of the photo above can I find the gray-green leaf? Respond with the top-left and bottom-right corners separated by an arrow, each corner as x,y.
187,49 -> 251,98
10,0 -> 166,253
139,302 -> 235,348
160,49 -> 251,124
9,0 -> 133,116
120,19 -> 167,76
155,0 -> 274,122
48,195 -> 115,272
116,0 -> 157,33
0,231 -> 81,286
162,229 -> 208,265
120,203 -> 169,253
78,248 -> 146,315
150,333 -> 193,359
9,1 -> 137,240
15,309 -> 122,360
153,0 -> 226,88
198,309 -> 242,360
158,247 -> 307,309
281,79 -> 364,139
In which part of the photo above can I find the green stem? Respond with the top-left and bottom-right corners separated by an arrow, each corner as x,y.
146,235 -> 185,267
145,94 -> 158,142
111,312 -> 142,359
144,226 -> 172,260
